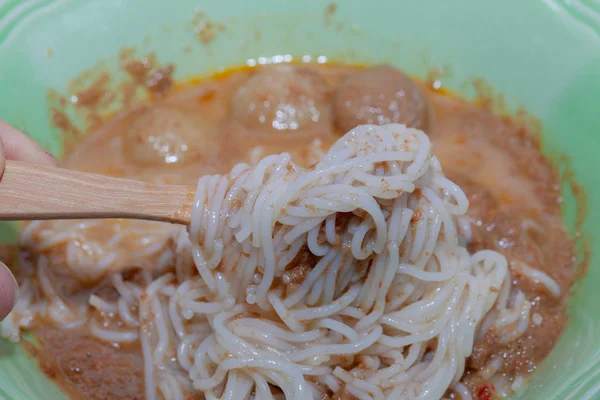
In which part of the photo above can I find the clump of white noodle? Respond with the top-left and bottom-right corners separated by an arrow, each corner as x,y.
178,124 -> 507,399
3,124 -> 521,399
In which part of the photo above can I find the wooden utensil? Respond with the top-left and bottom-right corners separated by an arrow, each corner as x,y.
0,160 -> 196,225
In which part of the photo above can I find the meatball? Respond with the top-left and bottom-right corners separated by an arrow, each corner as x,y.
231,65 -> 332,135
123,105 -> 208,166
334,65 -> 427,132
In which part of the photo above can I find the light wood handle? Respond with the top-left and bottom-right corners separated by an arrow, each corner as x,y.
0,161 -> 195,225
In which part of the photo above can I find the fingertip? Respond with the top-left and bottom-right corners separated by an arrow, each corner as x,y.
46,150 -> 59,167
0,135 -> 4,177
0,261 -> 17,321
0,119 -> 58,167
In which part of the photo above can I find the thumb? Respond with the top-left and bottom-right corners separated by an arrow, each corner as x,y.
0,261 -> 17,321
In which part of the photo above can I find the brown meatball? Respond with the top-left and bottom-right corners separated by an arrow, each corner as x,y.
231,65 -> 332,135
334,65 -> 427,132
123,105 -> 212,166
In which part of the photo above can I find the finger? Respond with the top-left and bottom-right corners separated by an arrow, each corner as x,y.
0,119 -> 58,166
0,261 -> 17,321
0,136 -> 4,178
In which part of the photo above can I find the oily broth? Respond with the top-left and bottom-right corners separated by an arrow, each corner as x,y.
27,62 -> 576,400
64,64 -> 361,185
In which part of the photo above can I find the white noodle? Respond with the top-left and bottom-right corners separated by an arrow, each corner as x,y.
3,124 -> 539,399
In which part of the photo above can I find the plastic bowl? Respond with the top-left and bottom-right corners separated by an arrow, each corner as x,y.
1,0 -> 599,398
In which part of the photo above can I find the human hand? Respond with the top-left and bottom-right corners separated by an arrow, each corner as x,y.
0,119 -> 58,320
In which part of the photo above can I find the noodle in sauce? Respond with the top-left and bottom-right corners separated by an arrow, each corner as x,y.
2,62 -> 576,400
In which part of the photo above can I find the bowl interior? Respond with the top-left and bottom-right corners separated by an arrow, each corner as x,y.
1,0 -> 600,398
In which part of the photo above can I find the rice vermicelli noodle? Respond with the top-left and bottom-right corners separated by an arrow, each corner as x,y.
4,123 -> 561,399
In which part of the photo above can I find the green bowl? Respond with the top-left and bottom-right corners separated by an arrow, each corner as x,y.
1,0 -> 600,398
